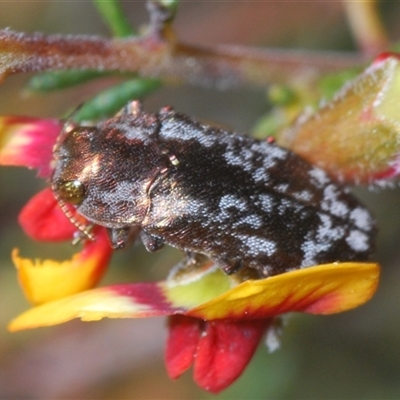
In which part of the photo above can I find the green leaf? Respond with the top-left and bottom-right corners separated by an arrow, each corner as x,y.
27,70 -> 108,92
93,0 -> 135,37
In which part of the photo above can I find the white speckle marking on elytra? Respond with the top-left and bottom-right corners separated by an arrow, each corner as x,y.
277,198 -> 298,216
346,230 -> 370,252
293,190 -> 313,203
262,156 -> 278,170
224,138 -> 289,175
309,167 -> 330,188
240,147 -> 255,161
300,240 -> 319,266
237,234 -> 277,256
160,119 -> 218,148
300,212 -> 345,267
219,194 -> 248,212
187,199 -> 207,217
301,237 -> 331,267
330,200 -> 349,218
224,149 -> 245,167
320,185 -> 350,218
274,183 -> 289,194
223,144 -> 260,174
349,207 -> 373,231
211,194 -> 250,224
234,214 -> 264,229
258,194 -> 275,213
251,141 -> 287,160
252,167 -> 270,183
254,142 -> 288,169
323,184 -> 339,202
316,213 -> 345,242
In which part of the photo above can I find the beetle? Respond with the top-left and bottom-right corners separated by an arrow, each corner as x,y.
51,101 -> 376,277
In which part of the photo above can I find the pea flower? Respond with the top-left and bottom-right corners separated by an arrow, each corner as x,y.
0,115 -> 379,393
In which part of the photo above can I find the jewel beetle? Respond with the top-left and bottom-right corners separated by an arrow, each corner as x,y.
51,101 -> 376,277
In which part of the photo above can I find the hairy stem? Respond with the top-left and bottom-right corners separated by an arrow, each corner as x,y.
0,29 -> 366,90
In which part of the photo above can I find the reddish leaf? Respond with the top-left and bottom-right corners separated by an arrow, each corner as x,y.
280,54 -> 400,185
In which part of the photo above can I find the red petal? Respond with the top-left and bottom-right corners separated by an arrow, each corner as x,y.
193,319 -> 271,394
18,188 -> 80,241
165,315 -> 202,379
0,116 -> 61,177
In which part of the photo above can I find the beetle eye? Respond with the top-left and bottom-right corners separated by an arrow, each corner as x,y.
55,180 -> 86,205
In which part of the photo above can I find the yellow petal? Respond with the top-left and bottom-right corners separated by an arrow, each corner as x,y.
8,285 -> 163,331
9,262 -> 379,332
12,230 -> 112,305
8,268 -> 232,331
187,263 -> 380,320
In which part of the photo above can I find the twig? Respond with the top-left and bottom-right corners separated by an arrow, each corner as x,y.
0,29 -> 366,90
344,0 -> 389,56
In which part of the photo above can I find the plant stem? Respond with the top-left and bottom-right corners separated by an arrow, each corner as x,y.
0,29 -> 366,90
344,0 -> 389,56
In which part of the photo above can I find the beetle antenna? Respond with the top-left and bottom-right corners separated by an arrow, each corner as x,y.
52,189 -> 95,243
51,105 -> 96,243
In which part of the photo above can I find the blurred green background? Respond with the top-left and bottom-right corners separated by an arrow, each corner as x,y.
1,2 -> 400,399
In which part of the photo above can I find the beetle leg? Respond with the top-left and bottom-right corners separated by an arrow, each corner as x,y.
107,227 -> 132,249
140,230 -> 165,252
216,257 -> 244,275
